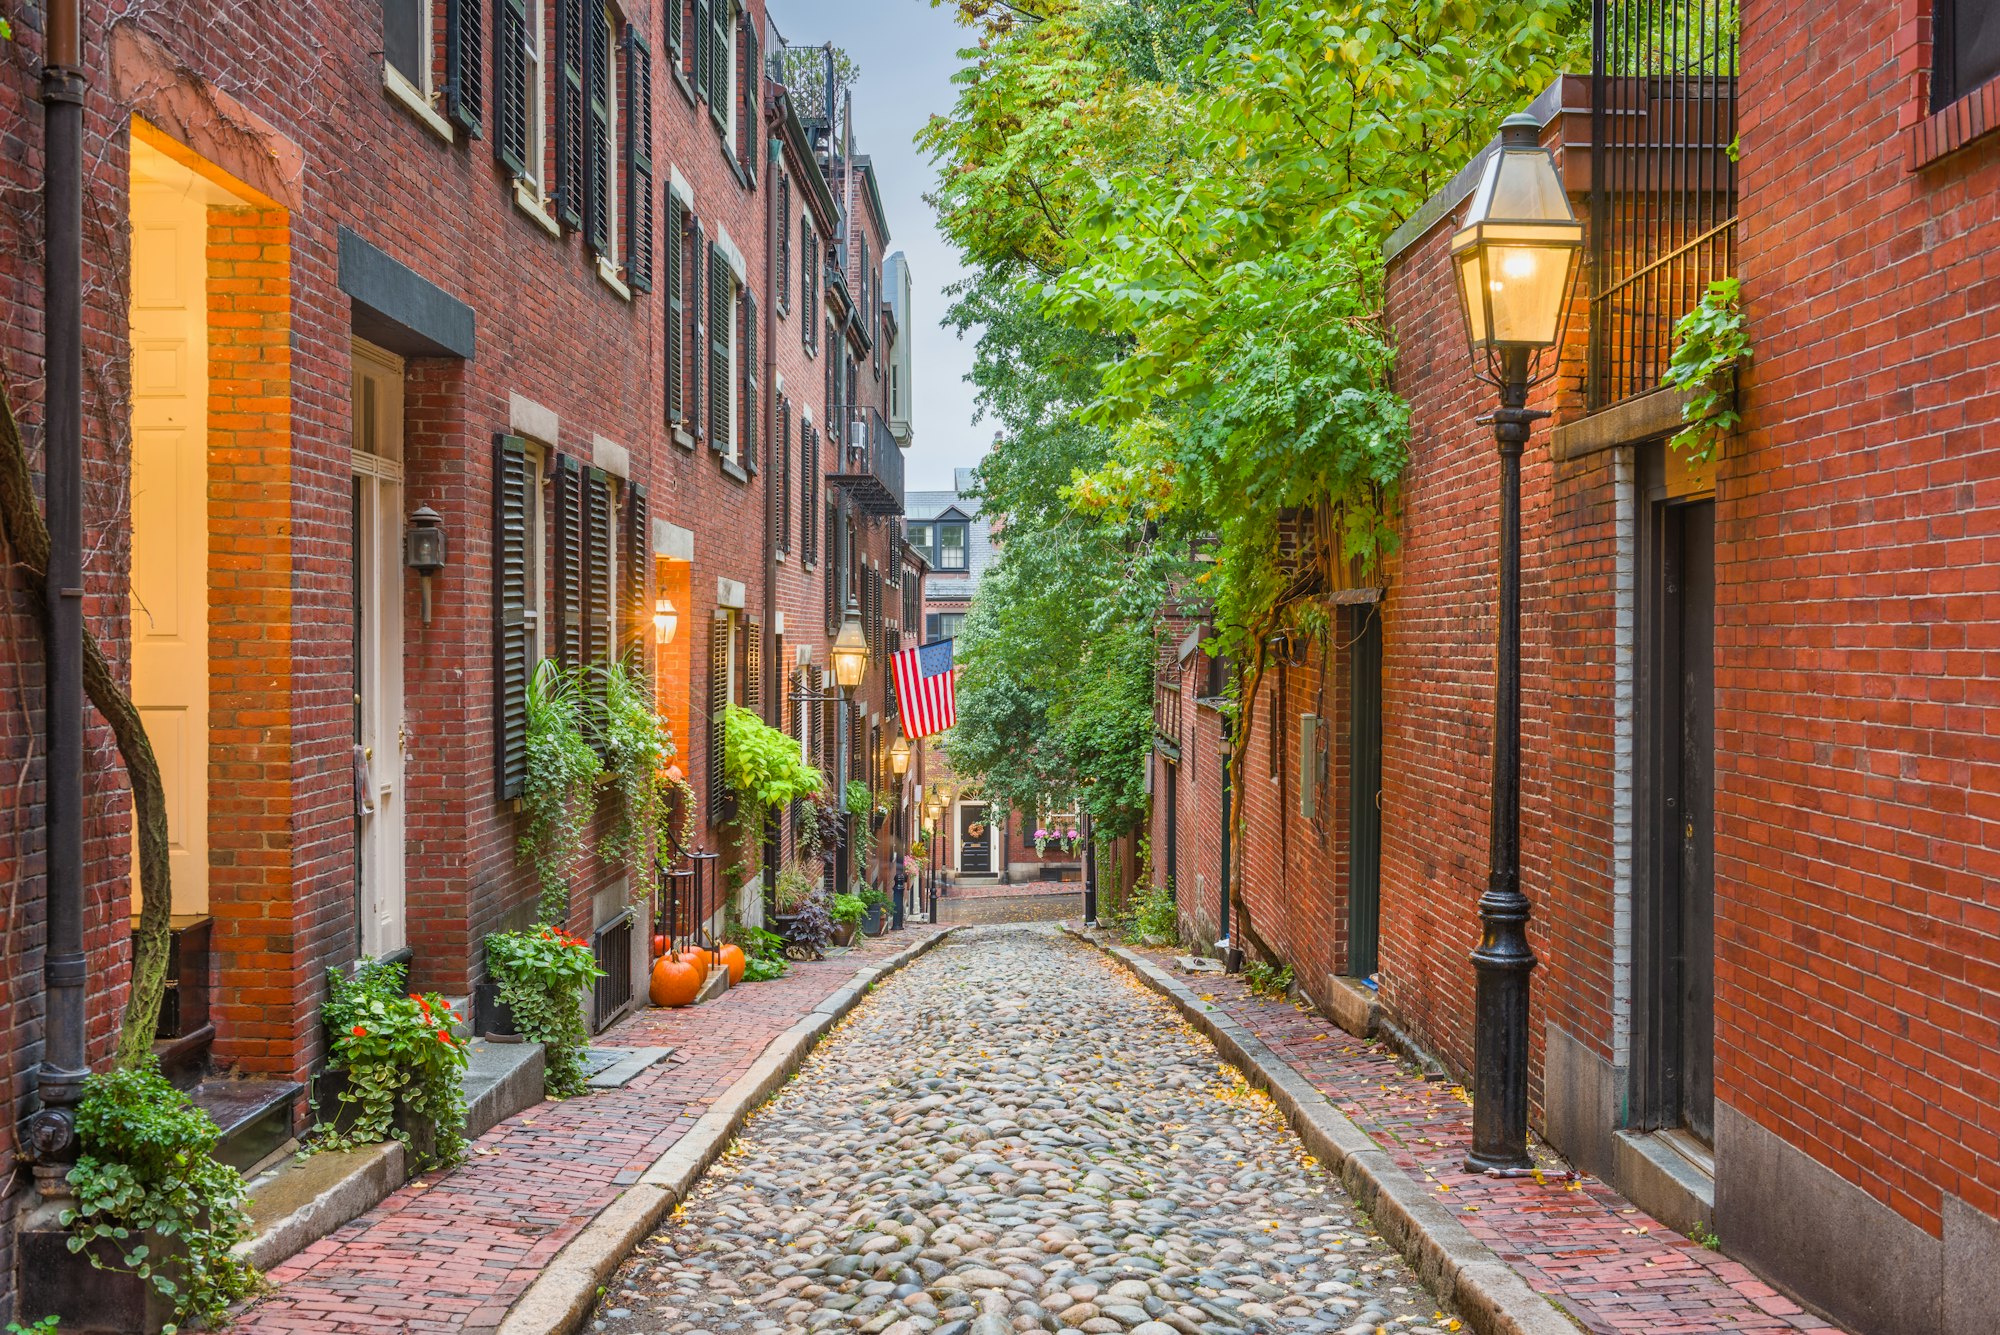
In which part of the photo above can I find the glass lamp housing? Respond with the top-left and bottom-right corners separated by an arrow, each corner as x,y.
831,601 -> 869,690
890,736 -> 911,775
1450,115 -> 1582,355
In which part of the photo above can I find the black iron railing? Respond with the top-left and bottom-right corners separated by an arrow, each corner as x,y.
827,403 -> 904,516
592,909 -> 634,1032
1588,0 -> 1738,411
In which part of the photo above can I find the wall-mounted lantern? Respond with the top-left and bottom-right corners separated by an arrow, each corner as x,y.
890,736 -> 911,777
405,504 -> 447,626
654,594 -> 679,646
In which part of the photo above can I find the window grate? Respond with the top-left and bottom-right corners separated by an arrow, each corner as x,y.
592,909 -> 635,1032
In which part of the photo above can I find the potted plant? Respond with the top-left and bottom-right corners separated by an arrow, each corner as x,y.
486,925 -> 604,1098
313,959 -> 470,1172
828,890 -> 868,945
856,881 -> 890,936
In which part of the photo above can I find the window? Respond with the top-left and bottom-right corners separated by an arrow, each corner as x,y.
801,420 -> 820,567
383,0 -> 479,137
736,9 -> 760,182
495,0 -> 547,196
1934,0 -> 2000,109
705,242 -> 752,465
938,523 -> 968,571
708,0 -> 735,140
802,219 -> 819,353
587,6 -> 619,265
621,24 -> 655,291
906,521 -> 932,553
925,613 -> 965,643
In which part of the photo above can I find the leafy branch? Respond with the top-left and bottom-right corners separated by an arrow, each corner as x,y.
1662,277 -> 1750,462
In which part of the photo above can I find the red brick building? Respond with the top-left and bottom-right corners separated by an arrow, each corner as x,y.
0,1 -> 918,1310
1149,5 -> 2000,1332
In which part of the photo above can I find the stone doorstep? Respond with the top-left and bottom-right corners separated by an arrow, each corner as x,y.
234,1038 -> 546,1275
584,1046 -> 674,1090
1320,973 -> 1380,1039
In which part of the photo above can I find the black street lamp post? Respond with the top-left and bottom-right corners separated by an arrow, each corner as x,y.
1447,113 -> 1582,1175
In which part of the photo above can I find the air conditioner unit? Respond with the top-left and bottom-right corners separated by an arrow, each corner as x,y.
849,422 -> 868,452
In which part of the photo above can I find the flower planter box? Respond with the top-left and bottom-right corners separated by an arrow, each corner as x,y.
19,1226 -> 179,1335
861,905 -> 886,937
473,981 -> 521,1040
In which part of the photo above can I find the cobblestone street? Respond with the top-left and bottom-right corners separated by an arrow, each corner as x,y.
595,927 -> 1453,1335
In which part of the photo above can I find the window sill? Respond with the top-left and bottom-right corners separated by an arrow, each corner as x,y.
1907,77 -> 2000,170
384,64 -> 455,144
596,257 -> 633,301
721,457 -> 750,484
671,62 -> 694,106
673,427 -> 698,452
513,182 -> 562,238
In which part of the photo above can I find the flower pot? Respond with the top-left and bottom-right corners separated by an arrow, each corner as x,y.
20,1225 -> 179,1335
862,904 -> 886,937
831,921 -> 858,947
313,1065 -> 439,1165
473,981 -> 520,1040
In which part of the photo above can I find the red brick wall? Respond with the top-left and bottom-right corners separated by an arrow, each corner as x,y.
1725,0 -> 2000,1235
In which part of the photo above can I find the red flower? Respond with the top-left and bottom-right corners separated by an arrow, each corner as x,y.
352,1025 -> 368,1037
435,1030 -> 454,1045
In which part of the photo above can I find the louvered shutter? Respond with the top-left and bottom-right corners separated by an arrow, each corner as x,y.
554,0 -> 586,229
494,0 -> 530,175
777,176 -> 791,312
623,483 -> 649,663
742,292 -> 759,474
665,193 -> 685,426
776,400 -> 791,555
586,9 -> 612,256
744,617 -> 762,716
552,453 -> 586,668
809,666 -> 825,769
825,503 -> 841,633
623,26 -> 655,292
707,0 -> 729,133
802,220 -> 816,351
802,423 -> 818,566
708,613 -> 729,819
445,0 -> 485,135
692,0 -> 711,103
739,17 -> 760,185
667,0 -> 683,64
689,218 -> 706,442
494,436 -> 533,799
708,245 -> 731,454
582,468 -> 615,666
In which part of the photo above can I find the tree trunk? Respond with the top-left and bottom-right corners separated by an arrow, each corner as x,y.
0,380 -> 171,1068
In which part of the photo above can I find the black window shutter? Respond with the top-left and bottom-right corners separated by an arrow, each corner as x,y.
664,193 -> 685,425
667,0 -> 683,64
777,176 -> 791,313
494,0 -> 530,175
689,217 -> 706,442
742,291 -> 759,474
802,220 -> 817,352
708,1 -> 730,134
708,613 -> 730,821
583,468 -> 615,665
552,453 -> 585,668
825,503 -> 843,634
739,17 -> 760,184
709,245 -> 731,454
745,617 -> 762,717
586,9 -> 612,256
494,435 -> 533,800
692,0 -> 711,103
623,482 -> 649,664
554,0 -> 586,229
623,26 -> 655,291
800,425 -> 816,567
445,0 -> 485,135
776,399 -> 791,555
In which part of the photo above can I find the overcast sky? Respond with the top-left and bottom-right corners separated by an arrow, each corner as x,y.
765,0 -> 987,493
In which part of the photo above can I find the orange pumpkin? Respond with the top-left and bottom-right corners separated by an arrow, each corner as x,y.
650,930 -> 668,959
676,946 -> 716,978
649,954 -> 703,1008
718,943 -> 747,985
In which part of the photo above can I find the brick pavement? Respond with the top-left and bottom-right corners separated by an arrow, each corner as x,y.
1115,941 -> 1849,1335
235,929 -> 944,1335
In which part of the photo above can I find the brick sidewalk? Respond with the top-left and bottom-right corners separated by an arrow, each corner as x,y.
1118,943 -> 1847,1335
235,928 -> 945,1335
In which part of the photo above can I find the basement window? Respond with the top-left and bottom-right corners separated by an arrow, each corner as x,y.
1934,0 -> 2000,110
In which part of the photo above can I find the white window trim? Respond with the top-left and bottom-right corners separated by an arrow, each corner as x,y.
527,444 -> 550,663
384,62 -> 456,144
523,0 -> 548,194
726,271 -> 741,462
721,1 -> 740,148
601,4 -> 622,271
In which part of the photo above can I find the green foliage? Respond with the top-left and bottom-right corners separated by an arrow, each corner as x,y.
742,954 -> 789,982
843,780 -> 873,816
487,925 -> 603,1098
521,660 -> 604,923
1662,278 -> 1749,462
855,880 -> 890,911
1120,878 -> 1179,946
773,860 -> 821,913
594,659 -> 676,895
925,0 -> 1581,835
7,1318 -> 58,1335
315,962 -> 469,1170
64,1062 -> 258,1331
724,705 -> 823,815
727,922 -> 787,959
1689,1221 -> 1723,1252
828,892 -> 869,926
1244,960 -> 1294,998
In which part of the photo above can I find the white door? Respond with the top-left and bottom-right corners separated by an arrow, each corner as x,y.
128,175 -> 211,914
352,342 -> 407,957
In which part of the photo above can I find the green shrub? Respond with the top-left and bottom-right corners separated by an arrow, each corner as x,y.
1244,960 -> 1293,998
315,961 -> 469,1170
828,892 -> 868,926
65,1062 -> 258,1332
724,705 -> 823,811
520,661 -> 603,923
595,659 -> 675,894
487,925 -> 604,1098
1122,878 -> 1179,946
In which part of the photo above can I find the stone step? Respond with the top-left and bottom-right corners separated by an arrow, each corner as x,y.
462,1036 -> 547,1139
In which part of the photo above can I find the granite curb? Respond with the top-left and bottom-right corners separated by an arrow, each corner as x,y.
1063,925 -> 1579,1335
494,927 -> 960,1335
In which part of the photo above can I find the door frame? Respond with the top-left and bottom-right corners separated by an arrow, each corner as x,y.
1346,604 -> 1383,979
955,799 -> 994,874
1631,444 -> 1716,1138
351,339 -> 408,960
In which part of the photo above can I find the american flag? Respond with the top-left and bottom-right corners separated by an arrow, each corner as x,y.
893,638 -> 957,738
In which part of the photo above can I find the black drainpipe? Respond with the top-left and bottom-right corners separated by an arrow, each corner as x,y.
26,0 -> 90,1187
1219,716 -> 1237,970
